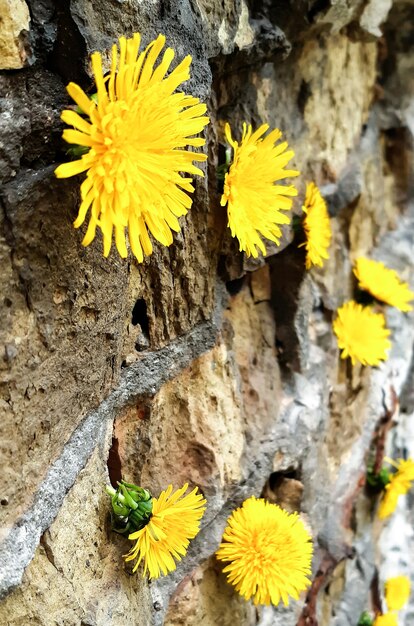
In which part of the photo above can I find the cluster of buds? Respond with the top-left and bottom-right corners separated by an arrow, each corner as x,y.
106,480 -> 153,534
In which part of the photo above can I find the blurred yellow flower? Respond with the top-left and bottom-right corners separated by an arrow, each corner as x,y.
379,458 -> 414,519
378,486 -> 401,520
220,122 -> 299,257
333,301 -> 391,366
385,575 -> 411,611
354,258 -> 413,312
124,483 -> 206,578
55,33 -> 209,261
373,614 -> 398,626
301,182 -> 331,269
216,496 -> 313,606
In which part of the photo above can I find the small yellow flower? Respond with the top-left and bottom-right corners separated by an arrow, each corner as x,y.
55,33 -> 209,261
216,496 -> 313,606
385,575 -> 411,611
333,301 -> 391,366
378,486 -> 401,519
379,458 -> 414,519
373,614 -> 398,626
220,123 -> 299,257
301,182 -> 332,269
124,484 -> 206,578
354,258 -> 413,312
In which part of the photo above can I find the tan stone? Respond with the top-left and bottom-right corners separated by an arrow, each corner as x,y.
349,133 -> 405,259
0,436 -> 152,626
325,367 -> 371,472
117,339 -> 245,494
0,182 -> 131,527
234,0 -> 255,50
250,264 -> 271,303
164,559 -> 256,626
225,280 -> 281,450
296,35 -> 377,177
114,274 -> 280,500
247,33 -> 377,182
0,0 -> 30,69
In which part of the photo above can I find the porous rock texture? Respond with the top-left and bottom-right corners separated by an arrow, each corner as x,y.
1,1 -> 414,625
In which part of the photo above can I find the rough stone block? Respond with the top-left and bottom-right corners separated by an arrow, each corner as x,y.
0,0 -> 31,69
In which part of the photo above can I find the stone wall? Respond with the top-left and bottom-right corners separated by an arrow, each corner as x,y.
1,1 -> 414,625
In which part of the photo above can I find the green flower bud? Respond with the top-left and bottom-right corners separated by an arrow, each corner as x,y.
357,611 -> 373,626
366,466 -> 391,492
106,480 -> 153,534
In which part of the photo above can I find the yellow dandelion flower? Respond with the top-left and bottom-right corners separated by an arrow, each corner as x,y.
124,483 -> 206,578
55,33 -> 209,261
216,496 -> 313,606
333,301 -> 391,366
373,614 -> 398,626
354,258 -> 413,312
385,575 -> 411,611
379,458 -> 414,519
300,182 -> 332,269
373,613 -> 398,626
220,122 -> 299,257
378,486 -> 401,519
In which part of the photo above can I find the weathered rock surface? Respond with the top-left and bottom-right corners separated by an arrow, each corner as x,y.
1,1 -> 414,625
0,0 -> 31,70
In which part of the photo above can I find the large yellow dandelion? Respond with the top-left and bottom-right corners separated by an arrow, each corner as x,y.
220,123 -> 299,257
333,301 -> 391,366
216,496 -> 313,606
55,33 -> 209,261
354,258 -> 413,312
301,182 -> 332,269
124,483 -> 206,578
385,575 -> 411,611
379,458 -> 414,519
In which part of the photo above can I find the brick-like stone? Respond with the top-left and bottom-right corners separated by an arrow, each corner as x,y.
0,0 -> 31,70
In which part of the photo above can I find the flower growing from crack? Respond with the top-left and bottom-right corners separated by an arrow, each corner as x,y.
55,33 -> 209,261
220,122 -> 299,257
333,301 -> 391,366
378,458 -> 414,519
300,182 -> 331,269
354,258 -> 414,312
385,575 -> 411,611
216,496 -> 313,605
123,483 -> 206,578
